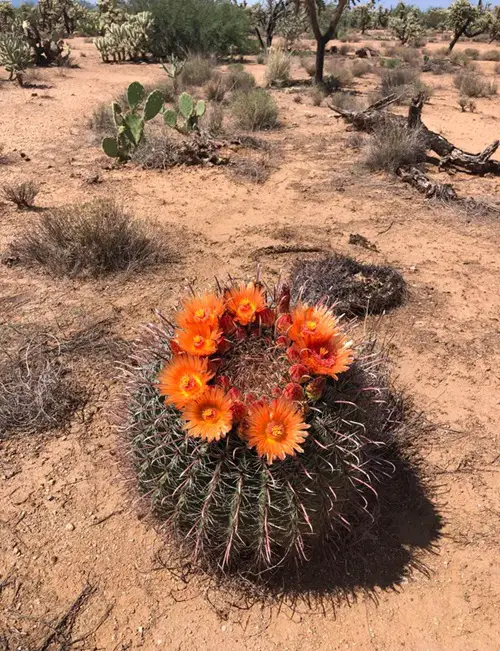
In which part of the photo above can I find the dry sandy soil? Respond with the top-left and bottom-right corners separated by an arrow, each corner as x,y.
1,35 -> 500,651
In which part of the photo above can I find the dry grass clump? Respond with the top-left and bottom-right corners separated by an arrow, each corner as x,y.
290,253 -> 407,317
464,48 -> 480,60
88,102 -> 114,137
364,121 -> 427,174
309,85 -> 325,106
300,55 -> 316,77
481,49 -> 500,61
352,59 -> 373,77
204,103 -> 225,136
224,64 -> 256,92
424,57 -> 454,75
9,199 -> 168,278
230,88 -> 278,131
324,59 -> 353,89
453,70 -> 497,97
458,95 -> 476,112
2,180 -> 39,209
229,155 -> 272,184
379,66 -> 420,100
329,91 -> 363,112
204,73 -> 227,102
495,62 -> 500,75
338,43 -> 351,56
346,131 -> 366,150
180,55 -> 214,87
265,48 -> 291,86
0,330 -> 80,438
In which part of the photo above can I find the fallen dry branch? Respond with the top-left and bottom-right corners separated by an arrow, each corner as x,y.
329,94 -> 500,176
397,166 -> 500,215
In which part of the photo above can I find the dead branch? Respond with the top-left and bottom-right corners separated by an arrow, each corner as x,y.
329,93 -> 500,176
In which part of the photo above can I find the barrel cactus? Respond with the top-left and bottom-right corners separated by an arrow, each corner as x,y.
120,280 -> 407,574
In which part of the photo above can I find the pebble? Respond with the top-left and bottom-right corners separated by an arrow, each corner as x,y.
65,523 -> 75,531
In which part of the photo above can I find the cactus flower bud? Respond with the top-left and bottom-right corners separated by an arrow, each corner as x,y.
282,382 -> 304,402
289,363 -> 309,383
305,376 -> 327,402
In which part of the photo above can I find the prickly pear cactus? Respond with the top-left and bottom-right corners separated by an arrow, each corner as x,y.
102,81 -> 163,161
163,91 -> 206,134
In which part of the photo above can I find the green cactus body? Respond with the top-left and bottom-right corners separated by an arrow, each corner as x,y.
163,92 -> 205,135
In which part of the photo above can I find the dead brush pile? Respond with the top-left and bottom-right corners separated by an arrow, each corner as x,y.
290,254 -> 407,317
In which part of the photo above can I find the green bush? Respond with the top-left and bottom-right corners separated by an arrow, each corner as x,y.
224,64 -> 255,91
130,0 -> 251,57
231,88 -> 278,131
352,59 -> 372,77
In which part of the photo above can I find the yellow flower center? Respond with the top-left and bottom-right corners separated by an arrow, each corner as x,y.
179,374 -> 199,393
193,335 -> 205,348
266,421 -> 285,441
304,320 -> 317,332
202,407 -> 218,422
195,308 -> 208,320
238,299 -> 254,313
319,346 -> 329,358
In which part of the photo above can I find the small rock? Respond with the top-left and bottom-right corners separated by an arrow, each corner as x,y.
409,265 -> 417,273
65,523 -> 75,532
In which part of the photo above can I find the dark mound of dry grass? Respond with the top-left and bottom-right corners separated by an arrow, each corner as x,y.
8,199 -> 170,278
290,254 -> 407,316
0,330 -> 81,439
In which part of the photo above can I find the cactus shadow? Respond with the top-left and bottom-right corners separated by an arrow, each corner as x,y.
258,443 -> 443,605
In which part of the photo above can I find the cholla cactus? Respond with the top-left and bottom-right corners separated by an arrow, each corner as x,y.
164,92 -> 206,134
0,32 -> 31,84
0,0 -> 15,31
102,81 -> 164,161
389,9 -> 423,45
161,55 -> 185,94
94,10 -> 154,62
120,280 -> 411,574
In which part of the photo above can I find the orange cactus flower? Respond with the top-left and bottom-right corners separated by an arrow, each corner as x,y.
156,355 -> 214,409
246,397 -> 309,464
298,332 -> 354,379
225,282 -> 267,326
177,293 -> 225,330
288,304 -> 338,346
182,387 -> 233,442
175,324 -> 222,356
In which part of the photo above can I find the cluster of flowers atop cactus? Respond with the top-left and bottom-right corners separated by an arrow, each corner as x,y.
156,280 -> 354,464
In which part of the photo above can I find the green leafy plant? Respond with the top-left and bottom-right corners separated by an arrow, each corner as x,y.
102,82 -> 164,161
164,91 -> 206,134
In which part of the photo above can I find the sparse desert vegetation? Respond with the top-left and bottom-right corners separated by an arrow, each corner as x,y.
1,0 -> 500,648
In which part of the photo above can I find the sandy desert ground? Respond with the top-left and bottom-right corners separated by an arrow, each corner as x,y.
1,35 -> 500,650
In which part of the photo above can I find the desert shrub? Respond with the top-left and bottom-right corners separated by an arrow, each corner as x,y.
2,180 -> 39,209
481,49 -> 500,62
495,62 -> 500,75
9,199 -> 168,278
256,52 -> 266,64
231,88 -> 278,131
204,73 -> 226,102
413,79 -> 434,103
351,59 -> 372,77
180,55 -> 214,86
0,330 -> 81,438
425,57 -> 454,75
204,102 -> 224,135
364,121 -> 427,173
290,254 -> 406,316
131,0 -> 251,58
449,50 -> 471,67
121,281 -> 425,577
265,48 -> 291,86
300,55 -> 316,77
324,59 -> 353,88
329,91 -> 362,112
379,66 -> 420,102
309,85 -> 325,106
395,46 -> 421,65
454,70 -> 497,97
224,64 -> 256,92
338,43 -> 351,56
464,47 -> 480,59
380,57 -> 401,69
229,155 -> 271,183
346,132 -> 366,150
